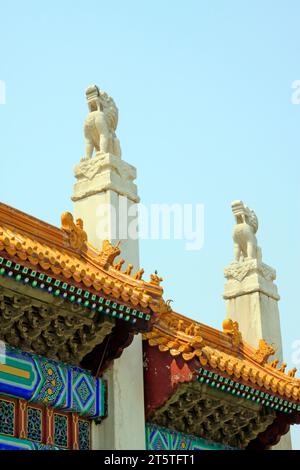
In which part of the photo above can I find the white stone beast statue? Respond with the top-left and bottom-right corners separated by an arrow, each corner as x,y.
231,200 -> 262,262
83,85 -> 121,159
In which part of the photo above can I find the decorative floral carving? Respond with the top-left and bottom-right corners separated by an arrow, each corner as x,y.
224,260 -> 276,283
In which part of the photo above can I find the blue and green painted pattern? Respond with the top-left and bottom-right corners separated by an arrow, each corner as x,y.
0,433 -> 61,450
146,423 -> 234,450
0,349 -> 39,400
0,400 -> 14,436
0,343 -> 106,419
78,420 -> 90,450
198,367 -> 300,414
53,414 -> 68,448
27,407 -> 42,443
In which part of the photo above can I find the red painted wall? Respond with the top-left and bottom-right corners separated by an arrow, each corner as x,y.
143,342 -> 199,418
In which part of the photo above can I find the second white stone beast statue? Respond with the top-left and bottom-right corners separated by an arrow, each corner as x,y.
231,200 -> 262,262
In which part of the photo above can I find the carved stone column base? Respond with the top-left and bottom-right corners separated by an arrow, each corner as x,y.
72,152 -> 139,203
224,259 -> 279,300
223,259 -> 283,361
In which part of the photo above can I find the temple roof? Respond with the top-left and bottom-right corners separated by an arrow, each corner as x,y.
0,202 -> 163,314
143,310 -> 300,448
0,202 -> 164,371
144,309 -> 300,404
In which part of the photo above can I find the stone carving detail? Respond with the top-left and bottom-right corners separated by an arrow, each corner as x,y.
72,152 -> 140,204
224,259 -> 276,283
224,201 -> 280,301
98,240 -> 121,268
83,85 -> 121,159
61,212 -> 87,250
0,286 -> 114,365
222,318 -> 242,347
231,200 -> 262,263
253,339 -> 275,365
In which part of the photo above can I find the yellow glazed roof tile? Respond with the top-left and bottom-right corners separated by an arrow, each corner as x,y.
0,202 -> 163,312
144,309 -> 300,403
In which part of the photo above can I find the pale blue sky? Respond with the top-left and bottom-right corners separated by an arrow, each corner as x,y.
0,1 -> 300,448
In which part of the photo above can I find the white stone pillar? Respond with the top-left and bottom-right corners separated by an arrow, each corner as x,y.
223,259 -> 283,360
72,152 -> 140,268
223,201 -> 291,450
223,259 -> 292,450
72,152 -> 145,450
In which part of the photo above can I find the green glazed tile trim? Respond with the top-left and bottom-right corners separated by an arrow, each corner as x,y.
198,367 -> 299,414
0,256 -> 151,328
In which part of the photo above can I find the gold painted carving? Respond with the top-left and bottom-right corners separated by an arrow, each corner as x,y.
123,264 -> 133,276
98,240 -> 121,267
150,271 -> 163,286
288,368 -> 298,378
270,359 -> 279,368
278,362 -> 287,373
133,269 -> 144,280
222,318 -> 242,347
113,258 -> 125,271
61,212 -> 87,250
253,339 -> 275,365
